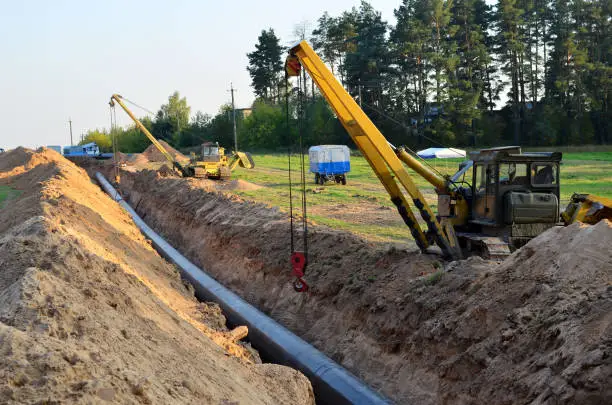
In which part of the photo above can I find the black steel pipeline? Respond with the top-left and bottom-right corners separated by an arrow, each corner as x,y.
95,172 -> 393,405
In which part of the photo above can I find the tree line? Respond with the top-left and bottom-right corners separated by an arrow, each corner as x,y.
81,89 -> 338,153
246,0 -> 611,148
84,0 -> 611,152
81,91 -> 241,153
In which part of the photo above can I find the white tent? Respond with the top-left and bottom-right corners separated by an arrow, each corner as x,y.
416,147 -> 466,159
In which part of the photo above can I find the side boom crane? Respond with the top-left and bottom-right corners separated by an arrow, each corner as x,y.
111,94 -> 254,179
109,94 -> 191,177
287,41 -> 612,261
286,41 -> 462,259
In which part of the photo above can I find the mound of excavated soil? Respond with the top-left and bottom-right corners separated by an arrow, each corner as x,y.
0,148 -> 314,404
113,151 -> 130,163
118,169 -> 612,405
128,153 -> 151,166
124,141 -> 190,171
140,140 -> 189,163
0,146 -> 64,179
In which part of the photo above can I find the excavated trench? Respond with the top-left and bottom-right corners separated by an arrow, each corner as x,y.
108,169 -> 612,405
95,172 -> 388,405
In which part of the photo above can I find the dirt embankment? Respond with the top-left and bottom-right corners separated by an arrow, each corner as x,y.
128,141 -> 190,168
117,169 -> 612,405
0,148 -> 314,404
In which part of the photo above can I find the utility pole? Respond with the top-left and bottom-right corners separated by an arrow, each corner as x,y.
358,79 -> 363,108
230,83 -> 238,152
68,118 -> 73,146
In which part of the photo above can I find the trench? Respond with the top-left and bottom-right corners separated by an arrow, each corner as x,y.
95,172 -> 391,405
98,169 -> 475,405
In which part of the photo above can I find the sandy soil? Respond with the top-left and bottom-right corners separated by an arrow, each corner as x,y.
139,140 -> 190,163
116,169 -> 612,405
0,148 -> 314,405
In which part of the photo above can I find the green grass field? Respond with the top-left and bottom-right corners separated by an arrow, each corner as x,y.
230,150 -> 612,243
0,185 -> 19,206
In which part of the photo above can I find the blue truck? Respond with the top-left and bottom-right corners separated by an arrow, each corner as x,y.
63,142 -> 100,157
308,145 -> 350,185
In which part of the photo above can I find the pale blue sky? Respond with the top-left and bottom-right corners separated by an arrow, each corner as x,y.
0,0 -> 492,149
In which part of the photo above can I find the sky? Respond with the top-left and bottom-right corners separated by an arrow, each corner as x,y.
0,0 -> 403,148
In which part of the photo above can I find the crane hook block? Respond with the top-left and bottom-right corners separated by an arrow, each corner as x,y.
291,251 -> 306,278
285,55 -> 301,77
290,252 -> 308,293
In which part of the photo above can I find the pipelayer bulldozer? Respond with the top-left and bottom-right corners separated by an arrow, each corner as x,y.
110,94 -> 254,179
285,41 -> 612,260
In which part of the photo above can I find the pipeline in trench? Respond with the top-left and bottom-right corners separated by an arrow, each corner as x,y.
95,172 -> 392,405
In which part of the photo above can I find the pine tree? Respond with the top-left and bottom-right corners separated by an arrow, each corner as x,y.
311,12 -> 340,73
390,0 -> 432,117
474,0 -> 502,112
343,1 -> 391,109
578,0 -> 612,143
311,9 -> 358,86
246,29 -> 284,102
448,0 -> 492,145
496,0 -> 526,144
429,0 -> 455,105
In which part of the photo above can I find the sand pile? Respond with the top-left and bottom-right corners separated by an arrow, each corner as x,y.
117,169 -> 612,405
125,140 -> 189,170
0,147 -> 65,180
140,140 -> 189,163
113,151 -> 130,163
0,148 -> 314,404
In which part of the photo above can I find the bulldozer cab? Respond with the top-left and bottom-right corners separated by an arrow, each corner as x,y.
200,143 -> 224,162
469,147 -> 562,243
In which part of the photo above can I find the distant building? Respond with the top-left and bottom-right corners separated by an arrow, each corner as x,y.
424,104 -> 444,123
236,108 -> 252,118
226,108 -> 253,121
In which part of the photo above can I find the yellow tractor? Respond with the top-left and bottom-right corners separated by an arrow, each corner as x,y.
189,142 -> 254,179
110,94 -> 254,179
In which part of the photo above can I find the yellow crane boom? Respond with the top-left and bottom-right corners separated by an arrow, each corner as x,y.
287,41 -> 461,259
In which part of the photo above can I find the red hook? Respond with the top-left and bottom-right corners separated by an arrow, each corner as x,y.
290,252 -> 308,292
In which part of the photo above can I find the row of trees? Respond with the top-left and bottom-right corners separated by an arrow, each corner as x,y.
245,0 -> 611,147
82,89 -> 346,153
84,1 -> 610,152
82,92 -> 239,153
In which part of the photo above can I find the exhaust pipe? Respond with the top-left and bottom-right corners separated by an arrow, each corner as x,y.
95,172 -> 393,405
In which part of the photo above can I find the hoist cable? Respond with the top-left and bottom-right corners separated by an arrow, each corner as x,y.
122,97 -> 157,116
360,101 -> 459,181
285,76 -> 295,254
305,66 -> 462,158
361,100 -> 465,158
109,104 -> 122,194
298,73 -> 308,259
